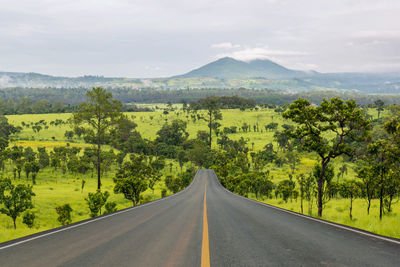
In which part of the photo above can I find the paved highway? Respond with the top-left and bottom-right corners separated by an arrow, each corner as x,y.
0,169 -> 399,266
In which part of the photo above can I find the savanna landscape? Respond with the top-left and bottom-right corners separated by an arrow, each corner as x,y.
1,89 -> 399,243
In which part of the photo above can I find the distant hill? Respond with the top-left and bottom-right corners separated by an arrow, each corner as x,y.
175,57 -> 312,79
1,58 -> 400,94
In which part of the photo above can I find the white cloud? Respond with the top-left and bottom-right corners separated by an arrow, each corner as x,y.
211,42 -> 241,49
216,45 -> 309,62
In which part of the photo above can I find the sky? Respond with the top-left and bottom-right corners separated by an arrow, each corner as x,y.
1,0 -> 400,77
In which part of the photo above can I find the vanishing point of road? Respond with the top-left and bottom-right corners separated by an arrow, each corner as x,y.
0,169 -> 399,266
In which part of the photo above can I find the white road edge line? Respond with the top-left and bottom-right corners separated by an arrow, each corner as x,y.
0,170 -> 201,250
211,170 -> 400,246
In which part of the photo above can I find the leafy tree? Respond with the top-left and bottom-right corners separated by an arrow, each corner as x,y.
177,149 -> 188,172
339,181 -> 361,220
55,204 -> 73,226
114,154 -> 158,206
304,174 -> 316,216
357,165 -> 376,214
265,122 -> 278,131
37,147 -> 50,169
30,161 -> 40,185
276,178 -> 296,203
193,97 -> 223,147
286,150 -> 300,174
296,174 -> 306,214
374,99 -> 385,119
283,98 -> 371,216
0,178 -> 35,229
365,139 -> 397,219
187,142 -> 214,168
86,190 -> 110,217
0,115 -> 15,153
23,147 -> 36,162
155,119 -> 188,146
72,87 -> 123,189
64,130 -> 74,140
338,164 -> 348,182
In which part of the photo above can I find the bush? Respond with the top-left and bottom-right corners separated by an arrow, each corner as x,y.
55,204 -> 73,226
104,202 -> 117,215
161,188 -> 167,198
86,190 -> 110,217
22,211 -> 35,228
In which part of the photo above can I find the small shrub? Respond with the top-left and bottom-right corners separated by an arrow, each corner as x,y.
23,211 -> 35,228
86,190 -> 110,218
104,202 -> 117,215
161,188 -> 167,198
55,204 -> 73,226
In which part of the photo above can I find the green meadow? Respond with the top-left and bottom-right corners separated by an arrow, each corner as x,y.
1,107 -> 399,242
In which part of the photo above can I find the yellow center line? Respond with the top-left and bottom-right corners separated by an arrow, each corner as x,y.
201,177 -> 210,267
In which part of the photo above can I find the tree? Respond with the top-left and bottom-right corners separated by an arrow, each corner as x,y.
338,164 -> 348,183
296,174 -> 306,214
365,140 -> 393,220
0,178 -> 35,229
55,204 -> 73,226
357,165 -> 376,214
194,97 -> 223,148
64,130 -> 74,140
0,115 -> 15,153
339,181 -> 361,220
374,99 -> 385,119
30,161 -> 40,185
114,155 -> 158,206
85,190 -> 110,217
155,119 -> 188,146
276,178 -> 296,203
177,149 -> 188,172
38,147 -> 50,169
283,98 -> 371,216
286,150 -> 300,174
72,87 -> 123,189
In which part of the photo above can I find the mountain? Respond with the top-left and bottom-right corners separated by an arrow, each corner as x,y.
1,58 -> 400,93
175,57 -> 313,79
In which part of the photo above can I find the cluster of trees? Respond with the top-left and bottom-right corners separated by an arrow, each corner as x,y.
3,87 -> 400,113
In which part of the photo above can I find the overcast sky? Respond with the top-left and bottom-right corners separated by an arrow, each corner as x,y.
1,0 -> 400,77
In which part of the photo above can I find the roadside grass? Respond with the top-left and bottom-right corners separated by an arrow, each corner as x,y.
250,196 -> 400,239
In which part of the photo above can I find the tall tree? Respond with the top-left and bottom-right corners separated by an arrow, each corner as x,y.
72,88 -> 123,189
283,98 -> 371,216
339,180 -> 361,220
195,97 -> 222,148
374,99 -> 385,119
0,115 -> 16,153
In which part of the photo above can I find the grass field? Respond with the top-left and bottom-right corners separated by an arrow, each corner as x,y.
1,107 -> 398,242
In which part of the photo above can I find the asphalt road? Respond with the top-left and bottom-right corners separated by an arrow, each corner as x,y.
0,169 -> 399,266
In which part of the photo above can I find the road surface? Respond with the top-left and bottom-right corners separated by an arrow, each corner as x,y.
0,169 -> 399,266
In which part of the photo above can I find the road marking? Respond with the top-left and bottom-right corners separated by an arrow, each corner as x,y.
201,177 -> 211,267
212,171 -> 400,246
0,170 -> 201,250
